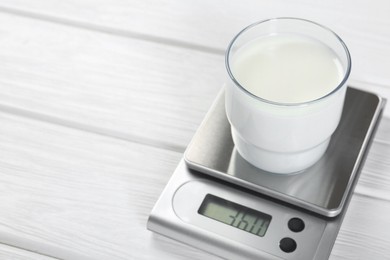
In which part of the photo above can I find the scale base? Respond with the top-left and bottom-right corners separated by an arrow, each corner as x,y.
148,87 -> 385,260
148,160 -> 346,260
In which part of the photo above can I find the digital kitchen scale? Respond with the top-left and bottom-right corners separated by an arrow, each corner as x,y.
147,87 -> 385,260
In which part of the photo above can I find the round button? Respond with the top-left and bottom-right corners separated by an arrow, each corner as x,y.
279,237 -> 297,253
288,217 -> 305,232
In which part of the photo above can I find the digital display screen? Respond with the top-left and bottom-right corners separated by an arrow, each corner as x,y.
198,194 -> 272,237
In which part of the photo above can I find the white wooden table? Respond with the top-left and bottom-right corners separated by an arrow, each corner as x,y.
0,1 -> 389,259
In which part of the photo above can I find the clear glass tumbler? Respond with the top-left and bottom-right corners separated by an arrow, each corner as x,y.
225,18 -> 351,174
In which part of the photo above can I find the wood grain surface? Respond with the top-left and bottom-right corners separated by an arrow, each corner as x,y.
0,1 -> 389,259
0,244 -> 57,260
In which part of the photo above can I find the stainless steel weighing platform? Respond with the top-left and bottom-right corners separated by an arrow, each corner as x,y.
148,87 -> 385,260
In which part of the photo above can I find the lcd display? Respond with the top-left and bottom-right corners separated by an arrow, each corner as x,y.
198,194 -> 272,237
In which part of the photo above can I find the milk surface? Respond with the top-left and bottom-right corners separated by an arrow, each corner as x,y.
231,34 -> 344,104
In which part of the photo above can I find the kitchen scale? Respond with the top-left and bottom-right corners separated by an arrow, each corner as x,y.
147,87 -> 385,260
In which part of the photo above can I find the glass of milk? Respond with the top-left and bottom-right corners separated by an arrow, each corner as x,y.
225,18 -> 351,174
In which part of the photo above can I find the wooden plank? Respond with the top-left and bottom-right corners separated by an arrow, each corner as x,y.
0,11 -> 388,202
0,111 -> 220,260
0,244 -> 57,260
0,12 -> 224,152
0,5 -> 388,258
0,0 -> 390,92
331,193 -> 390,259
0,111 -> 389,259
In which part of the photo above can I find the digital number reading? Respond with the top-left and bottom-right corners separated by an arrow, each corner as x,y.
198,194 -> 271,237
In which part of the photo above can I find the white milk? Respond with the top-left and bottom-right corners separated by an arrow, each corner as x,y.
225,33 -> 348,174
231,34 -> 344,103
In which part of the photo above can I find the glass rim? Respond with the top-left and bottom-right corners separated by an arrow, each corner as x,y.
225,17 -> 352,106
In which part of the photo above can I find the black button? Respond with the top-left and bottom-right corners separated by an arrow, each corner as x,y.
288,217 -> 305,232
279,237 -> 297,253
